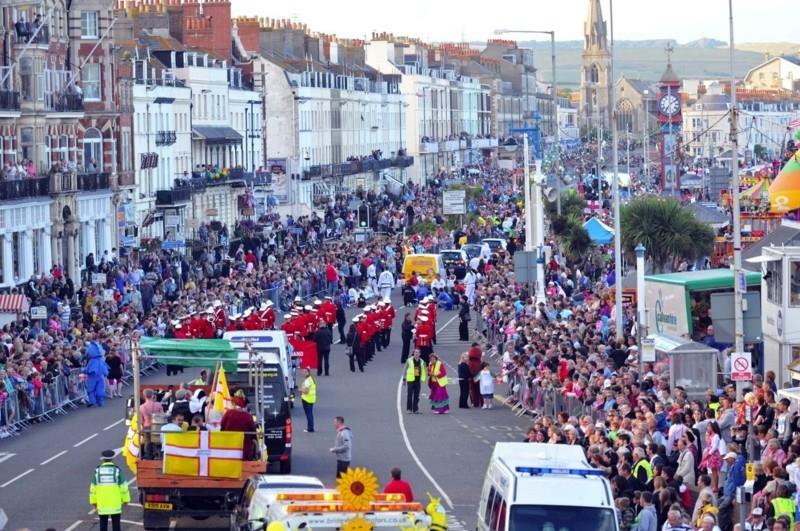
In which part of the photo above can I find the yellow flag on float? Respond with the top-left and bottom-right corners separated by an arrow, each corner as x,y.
162,431 -> 243,478
213,366 -> 232,412
122,414 -> 140,474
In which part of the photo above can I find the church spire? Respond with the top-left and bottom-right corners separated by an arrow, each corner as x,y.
584,0 -> 608,52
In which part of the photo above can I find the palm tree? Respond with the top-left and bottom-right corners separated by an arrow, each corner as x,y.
620,196 -> 715,273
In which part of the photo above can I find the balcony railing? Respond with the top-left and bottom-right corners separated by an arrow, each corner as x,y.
156,187 -> 192,206
77,172 -> 110,191
117,172 -> 136,188
51,171 -> 75,193
419,141 -> 439,154
392,156 -> 414,168
155,131 -> 177,146
302,156 -> 415,178
13,24 -> 49,45
46,92 -> 84,113
0,90 -> 20,112
0,177 -> 50,200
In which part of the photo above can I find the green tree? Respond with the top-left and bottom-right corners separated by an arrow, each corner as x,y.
545,189 -> 586,223
620,196 -> 715,273
754,144 -> 766,160
561,221 -> 592,265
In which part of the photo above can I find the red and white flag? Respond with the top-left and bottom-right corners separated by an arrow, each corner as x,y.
789,117 -> 800,130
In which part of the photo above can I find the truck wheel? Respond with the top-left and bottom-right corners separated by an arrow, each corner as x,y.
143,510 -> 170,530
279,459 -> 292,474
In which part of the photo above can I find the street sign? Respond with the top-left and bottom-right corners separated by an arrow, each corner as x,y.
119,235 -> 138,248
161,240 -> 185,251
641,338 -> 656,363
731,351 -> 753,381
30,306 -> 47,320
91,273 -> 106,285
512,251 -> 538,284
442,190 -> 466,215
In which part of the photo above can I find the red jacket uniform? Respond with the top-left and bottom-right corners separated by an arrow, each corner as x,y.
320,301 -> 337,325
415,321 -> 433,348
259,307 -> 276,330
214,307 -> 227,331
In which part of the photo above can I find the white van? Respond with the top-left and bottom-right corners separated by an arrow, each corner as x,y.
478,443 -> 618,531
223,330 -> 295,394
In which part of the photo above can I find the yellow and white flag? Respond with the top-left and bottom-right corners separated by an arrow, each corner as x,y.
162,431 -> 243,478
122,414 -> 140,474
213,366 -> 232,412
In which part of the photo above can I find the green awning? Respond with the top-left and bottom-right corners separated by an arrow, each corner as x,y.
139,337 -> 238,371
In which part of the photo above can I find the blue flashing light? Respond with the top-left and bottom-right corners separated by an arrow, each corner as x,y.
515,466 -> 604,477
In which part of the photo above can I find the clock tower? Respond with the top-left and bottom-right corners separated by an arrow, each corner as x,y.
657,52 -> 682,191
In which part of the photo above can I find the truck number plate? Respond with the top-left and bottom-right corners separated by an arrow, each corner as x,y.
144,502 -> 173,511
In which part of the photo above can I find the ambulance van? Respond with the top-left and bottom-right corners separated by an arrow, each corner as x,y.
478,443 -> 619,531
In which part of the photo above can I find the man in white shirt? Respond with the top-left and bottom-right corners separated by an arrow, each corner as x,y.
430,275 -> 445,295
464,269 -> 477,305
378,269 -> 394,301
367,262 -> 377,294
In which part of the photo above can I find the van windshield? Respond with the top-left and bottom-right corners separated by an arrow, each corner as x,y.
509,506 -> 617,531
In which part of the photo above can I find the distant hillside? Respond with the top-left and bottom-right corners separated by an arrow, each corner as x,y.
519,41 -> 763,88
736,42 -> 799,56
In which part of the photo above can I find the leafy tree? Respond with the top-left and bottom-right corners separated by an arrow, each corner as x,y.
545,189 -> 586,222
620,196 -> 715,273
561,222 -> 592,264
754,144 -> 766,160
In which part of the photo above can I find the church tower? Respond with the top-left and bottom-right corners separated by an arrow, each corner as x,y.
580,0 -> 612,133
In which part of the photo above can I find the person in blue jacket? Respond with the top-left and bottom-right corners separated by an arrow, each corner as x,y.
83,339 -> 108,407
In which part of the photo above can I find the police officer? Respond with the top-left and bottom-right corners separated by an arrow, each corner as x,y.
89,450 -> 131,531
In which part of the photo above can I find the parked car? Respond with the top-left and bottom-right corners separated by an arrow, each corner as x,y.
439,249 -> 468,279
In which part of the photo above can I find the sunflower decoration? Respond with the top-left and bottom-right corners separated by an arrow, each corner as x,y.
336,467 -> 379,511
341,515 -> 374,531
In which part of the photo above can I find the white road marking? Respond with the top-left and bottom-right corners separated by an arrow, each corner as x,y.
0,468 -> 34,488
395,377 -> 454,509
112,446 -> 124,457
0,452 -> 15,464
65,520 -> 83,531
126,476 -> 138,486
40,450 -> 68,465
88,508 -> 96,515
103,418 -> 125,431
121,520 -> 143,526
74,433 -> 99,447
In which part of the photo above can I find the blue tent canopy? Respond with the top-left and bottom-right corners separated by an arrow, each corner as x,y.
583,217 -> 614,245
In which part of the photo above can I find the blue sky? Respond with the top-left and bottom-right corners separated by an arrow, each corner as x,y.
231,0 -> 795,45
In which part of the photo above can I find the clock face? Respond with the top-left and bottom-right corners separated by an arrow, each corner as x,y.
659,93 -> 681,117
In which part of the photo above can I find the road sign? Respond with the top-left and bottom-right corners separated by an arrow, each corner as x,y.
746,463 -> 755,482
512,251 -> 538,284
641,338 -> 656,363
442,190 -> 466,215
30,306 -> 47,320
731,351 -> 753,381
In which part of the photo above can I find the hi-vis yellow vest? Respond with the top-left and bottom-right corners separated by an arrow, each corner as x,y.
405,357 -> 428,383
89,463 -> 130,516
302,376 -> 317,404
772,497 -> 796,527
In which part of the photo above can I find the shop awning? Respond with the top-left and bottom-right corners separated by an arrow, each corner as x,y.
0,294 -> 29,313
192,126 -> 243,144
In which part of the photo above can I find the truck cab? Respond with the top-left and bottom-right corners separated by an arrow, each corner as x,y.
223,330 -> 295,397
478,443 -> 619,531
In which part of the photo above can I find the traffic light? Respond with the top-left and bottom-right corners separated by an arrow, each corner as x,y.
358,203 -> 370,228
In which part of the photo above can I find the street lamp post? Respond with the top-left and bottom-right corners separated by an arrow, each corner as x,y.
642,89 -> 649,183
494,29 -> 559,214
635,243 -> 646,344
729,0 -> 745,401
609,0 -> 624,341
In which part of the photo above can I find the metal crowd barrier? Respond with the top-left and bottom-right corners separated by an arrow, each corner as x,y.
495,376 -> 607,424
2,357 -> 164,438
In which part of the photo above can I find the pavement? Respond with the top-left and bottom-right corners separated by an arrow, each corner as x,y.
0,292 -> 533,530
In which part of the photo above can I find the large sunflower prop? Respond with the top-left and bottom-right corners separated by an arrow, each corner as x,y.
341,515 -> 374,531
336,467 -> 379,511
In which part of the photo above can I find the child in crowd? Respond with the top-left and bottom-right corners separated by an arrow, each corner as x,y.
478,362 -> 494,409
